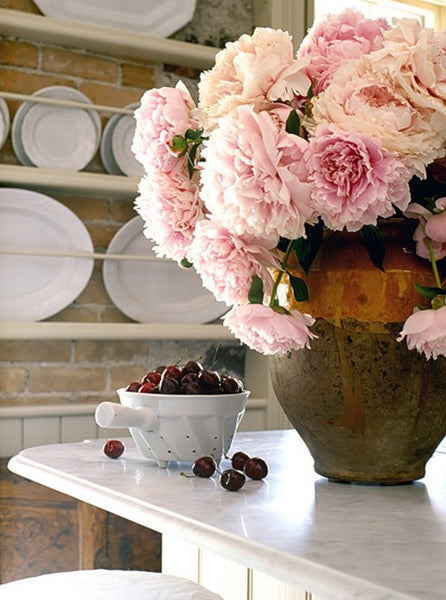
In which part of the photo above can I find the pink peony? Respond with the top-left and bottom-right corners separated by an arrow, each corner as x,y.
310,58 -> 444,178
132,81 -> 198,174
200,105 -> 313,240
198,27 -> 310,131
223,304 -> 317,355
135,171 -> 203,262
297,8 -> 389,94
302,125 -> 411,232
368,18 -> 446,138
425,199 -> 446,243
189,219 -> 279,306
407,201 -> 446,261
398,306 -> 446,359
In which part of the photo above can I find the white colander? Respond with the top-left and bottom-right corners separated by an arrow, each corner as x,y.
95,389 -> 249,467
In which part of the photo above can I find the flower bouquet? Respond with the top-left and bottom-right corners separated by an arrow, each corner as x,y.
132,9 -> 446,358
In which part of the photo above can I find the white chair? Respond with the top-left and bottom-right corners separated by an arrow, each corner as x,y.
0,569 -> 223,599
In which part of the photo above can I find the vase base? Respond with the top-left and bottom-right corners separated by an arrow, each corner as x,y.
315,465 -> 425,485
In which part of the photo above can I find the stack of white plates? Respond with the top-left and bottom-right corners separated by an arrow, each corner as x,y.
100,103 -> 144,178
0,98 -> 10,151
12,86 -> 101,171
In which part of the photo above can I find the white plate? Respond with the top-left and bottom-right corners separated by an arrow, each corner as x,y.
0,98 -> 10,150
33,0 -> 197,38
100,103 -> 143,178
100,112 -> 124,175
0,188 -> 94,321
103,216 -> 226,323
111,106 -> 144,178
17,86 -> 100,171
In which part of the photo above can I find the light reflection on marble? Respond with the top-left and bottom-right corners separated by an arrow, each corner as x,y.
8,430 -> 446,600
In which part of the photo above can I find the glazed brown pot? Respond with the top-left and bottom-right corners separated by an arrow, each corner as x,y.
270,219 -> 446,484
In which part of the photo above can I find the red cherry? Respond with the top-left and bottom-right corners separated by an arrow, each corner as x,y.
139,381 -> 157,393
220,469 -> 246,491
126,381 -> 141,392
244,457 -> 268,480
231,451 -> 250,471
141,371 -> 161,385
192,456 -> 216,478
162,365 -> 182,380
103,439 -> 125,459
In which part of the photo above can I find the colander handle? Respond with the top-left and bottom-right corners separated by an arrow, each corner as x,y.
95,402 -> 159,430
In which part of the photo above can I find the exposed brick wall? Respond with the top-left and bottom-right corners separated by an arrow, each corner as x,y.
0,0 -> 252,409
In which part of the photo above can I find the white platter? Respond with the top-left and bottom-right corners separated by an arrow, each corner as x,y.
103,216 -> 226,323
0,188 -> 94,321
100,103 -> 143,178
0,98 -> 10,150
33,0 -> 197,38
12,86 -> 101,171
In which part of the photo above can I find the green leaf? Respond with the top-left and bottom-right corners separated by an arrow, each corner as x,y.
248,275 -> 264,304
414,282 -> 446,300
180,257 -> 193,268
187,143 -> 200,178
290,219 -> 324,275
289,275 -> 309,302
285,109 -> 301,136
170,135 -> 187,154
360,224 -> 385,271
185,128 -> 204,141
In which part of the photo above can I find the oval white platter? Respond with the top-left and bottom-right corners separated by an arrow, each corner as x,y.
0,188 -> 94,321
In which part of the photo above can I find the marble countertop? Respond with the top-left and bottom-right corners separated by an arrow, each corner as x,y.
8,430 -> 446,600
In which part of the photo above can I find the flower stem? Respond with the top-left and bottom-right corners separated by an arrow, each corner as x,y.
269,242 -> 293,308
427,238 -> 442,288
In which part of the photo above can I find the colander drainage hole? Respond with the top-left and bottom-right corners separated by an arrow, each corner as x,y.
192,450 -> 196,453
185,435 -> 190,439
160,435 -> 164,440
213,436 -> 218,440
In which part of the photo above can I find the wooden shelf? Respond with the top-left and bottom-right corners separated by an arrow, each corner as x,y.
0,165 -> 138,199
0,9 -> 218,70
0,321 -> 234,340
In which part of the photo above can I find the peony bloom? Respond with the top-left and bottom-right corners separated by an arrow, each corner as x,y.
425,198 -> 446,243
135,171 -> 203,262
200,105 -> 313,240
132,81 -> 198,174
297,8 -> 389,94
223,304 -> 317,355
367,18 -> 446,147
302,125 -> 411,231
407,200 -> 446,261
189,219 -> 278,306
199,27 -> 310,131
398,306 -> 446,359
310,58 -> 444,178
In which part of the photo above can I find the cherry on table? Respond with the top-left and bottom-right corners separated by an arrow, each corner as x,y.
192,456 -> 217,478
244,457 -> 268,480
231,451 -> 250,471
103,439 -> 125,459
220,469 -> 246,491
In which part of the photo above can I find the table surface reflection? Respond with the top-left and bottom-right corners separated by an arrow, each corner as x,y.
8,430 -> 446,600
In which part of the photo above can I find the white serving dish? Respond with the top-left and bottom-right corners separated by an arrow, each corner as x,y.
33,0 -> 197,38
100,102 -> 143,178
0,97 -> 10,150
95,389 -> 248,467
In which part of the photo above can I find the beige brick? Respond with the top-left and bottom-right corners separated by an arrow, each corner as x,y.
0,39 -> 39,68
0,0 -> 40,12
75,340 -> 147,363
29,367 -> 106,392
0,367 -> 27,392
0,68 -> 71,96
80,82 -> 143,109
56,195 -> 109,221
76,280 -> 110,305
110,199 -> 137,223
121,63 -> 154,89
100,307 -> 133,323
110,365 -> 145,389
0,340 -> 71,362
42,47 -> 118,82
47,307 -> 98,322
